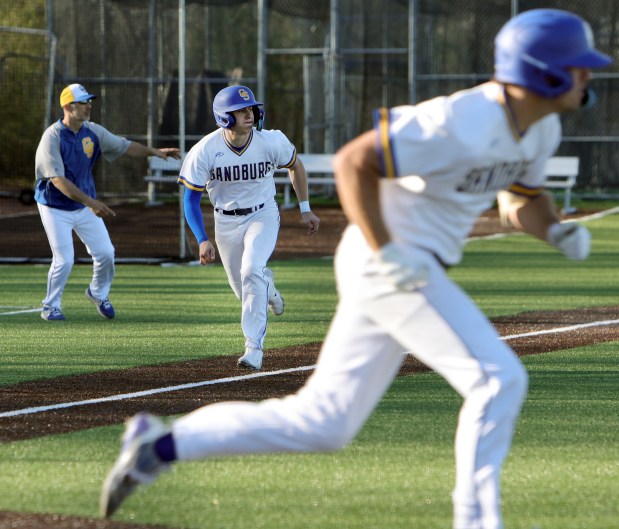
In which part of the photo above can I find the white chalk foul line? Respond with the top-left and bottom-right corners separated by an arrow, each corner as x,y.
0,308 -> 41,316
0,366 -> 316,418
1,318 -> 618,419
499,318 -> 619,340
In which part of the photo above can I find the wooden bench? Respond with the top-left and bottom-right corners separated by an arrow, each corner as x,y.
146,154 -> 578,212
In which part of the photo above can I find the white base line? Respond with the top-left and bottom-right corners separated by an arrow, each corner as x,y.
0,308 -> 41,316
1,318 -> 618,419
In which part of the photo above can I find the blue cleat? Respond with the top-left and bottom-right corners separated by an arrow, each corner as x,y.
85,288 -> 115,319
41,305 -> 65,321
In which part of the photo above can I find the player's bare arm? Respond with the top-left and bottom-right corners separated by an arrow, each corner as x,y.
497,190 -> 559,239
288,159 -> 320,235
50,176 -> 115,217
334,129 -> 390,251
335,129 -> 431,290
498,189 -> 590,260
125,142 -> 181,160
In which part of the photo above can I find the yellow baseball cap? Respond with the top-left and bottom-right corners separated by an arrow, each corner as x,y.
59,84 -> 97,107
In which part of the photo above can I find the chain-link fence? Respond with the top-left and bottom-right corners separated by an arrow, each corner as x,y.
1,0 -> 618,260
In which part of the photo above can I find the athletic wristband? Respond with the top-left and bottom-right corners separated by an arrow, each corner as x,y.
299,200 -> 311,213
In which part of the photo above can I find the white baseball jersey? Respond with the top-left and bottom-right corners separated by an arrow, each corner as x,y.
376,81 -> 561,265
179,128 -> 296,210
165,82 -> 548,529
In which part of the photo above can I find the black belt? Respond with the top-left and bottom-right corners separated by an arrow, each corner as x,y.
215,203 -> 264,216
418,246 -> 450,270
433,253 -> 450,271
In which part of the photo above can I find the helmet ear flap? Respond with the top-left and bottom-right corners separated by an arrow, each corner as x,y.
213,85 -> 264,129
252,106 -> 264,131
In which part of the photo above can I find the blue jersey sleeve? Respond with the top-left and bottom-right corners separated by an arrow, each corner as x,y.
183,188 -> 208,243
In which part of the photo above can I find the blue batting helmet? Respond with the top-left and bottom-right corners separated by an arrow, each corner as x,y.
494,9 -> 612,98
213,85 -> 264,130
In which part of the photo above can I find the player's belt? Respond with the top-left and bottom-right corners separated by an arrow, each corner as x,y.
215,203 -> 265,216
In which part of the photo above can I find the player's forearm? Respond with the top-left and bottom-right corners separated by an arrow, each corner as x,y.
50,176 -> 98,208
183,188 -> 209,243
288,163 -> 310,202
125,142 -> 166,158
507,192 -> 561,241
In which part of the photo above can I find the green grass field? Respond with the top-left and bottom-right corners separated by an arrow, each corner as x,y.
1,211 -> 618,528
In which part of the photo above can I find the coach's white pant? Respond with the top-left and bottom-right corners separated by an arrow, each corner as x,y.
214,200 -> 280,350
172,226 -> 527,529
38,203 -> 115,308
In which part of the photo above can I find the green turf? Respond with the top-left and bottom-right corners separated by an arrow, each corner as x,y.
0,260 -> 337,385
0,209 -> 618,528
0,344 -> 616,529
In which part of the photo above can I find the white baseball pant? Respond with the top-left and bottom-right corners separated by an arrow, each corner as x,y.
37,203 -> 115,308
172,226 -> 527,529
214,200 -> 280,349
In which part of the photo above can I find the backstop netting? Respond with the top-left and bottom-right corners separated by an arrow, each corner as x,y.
1,0 -> 619,261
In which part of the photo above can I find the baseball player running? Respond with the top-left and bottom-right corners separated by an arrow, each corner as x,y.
101,10 -> 610,529
35,84 -> 180,321
177,85 -> 320,370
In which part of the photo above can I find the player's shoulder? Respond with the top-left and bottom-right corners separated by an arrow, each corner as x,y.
191,128 -> 222,149
39,120 -> 65,146
183,129 -> 221,164
43,120 -> 63,136
386,83 -> 498,140
386,84 -> 488,126
255,128 -> 290,142
82,120 -> 112,139
440,82 -> 501,120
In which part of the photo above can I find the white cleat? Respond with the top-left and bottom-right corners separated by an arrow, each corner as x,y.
268,287 -> 285,316
100,413 -> 170,518
237,347 -> 263,370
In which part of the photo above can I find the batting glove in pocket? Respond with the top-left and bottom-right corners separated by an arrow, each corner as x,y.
365,242 -> 430,291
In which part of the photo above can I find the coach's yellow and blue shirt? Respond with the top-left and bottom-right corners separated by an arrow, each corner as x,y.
34,120 -> 130,211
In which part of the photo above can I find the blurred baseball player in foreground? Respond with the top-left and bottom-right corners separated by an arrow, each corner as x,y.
101,10 -> 610,528
35,84 -> 180,321
177,85 -> 320,370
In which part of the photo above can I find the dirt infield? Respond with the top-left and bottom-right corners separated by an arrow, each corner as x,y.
0,200 -> 350,261
1,204 -> 618,529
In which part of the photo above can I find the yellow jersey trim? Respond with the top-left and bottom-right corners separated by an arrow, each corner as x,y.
177,175 -> 205,192
377,108 -> 395,179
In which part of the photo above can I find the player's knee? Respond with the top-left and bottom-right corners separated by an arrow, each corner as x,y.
53,252 -> 74,273
309,418 -> 355,452
240,263 -> 265,292
507,361 -> 528,403
92,245 -> 115,265
299,401 -> 359,451
496,359 -> 528,410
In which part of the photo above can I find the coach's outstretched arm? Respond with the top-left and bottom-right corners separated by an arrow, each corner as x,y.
125,142 -> 181,160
